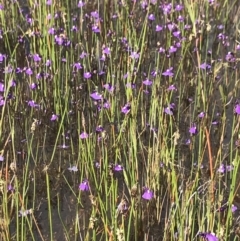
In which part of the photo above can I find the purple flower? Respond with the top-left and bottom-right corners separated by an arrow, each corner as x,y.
189,124 -> 198,135
25,68 -> 33,75
46,59 -> 51,66
142,79 -> 152,86
200,63 -> 211,70
0,155 -> 4,161
164,103 -> 175,115
80,51 -> 88,59
27,100 -> 39,108
177,15 -> 184,22
162,67 -> 174,77
226,52 -> 235,62
0,83 -> 4,92
92,25 -> 100,33
29,83 -> 38,90
217,164 -> 233,173
91,11 -> 99,19
7,184 -> 14,192
167,85 -> 177,91
142,187 -> 154,200
232,204 -> 237,213
162,3 -> 172,14
235,104 -> 240,115
114,164 -> 124,171
80,132 -> 88,139
121,103 -> 131,114
175,4 -> 184,11
50,114 -> 58,121
79,179 -> 89,191
168,46 -> 177,53
211,120 -> 219,125
167,22 -> 175,31
103,83 -> 114,92
159,47 -> 165,53
96,125 -> 104,133
77,0 -> 85,7
156,25 -> 163,32
68,166 -> 78,172
73,62 -> 82,70
173,31 -> 182,40
84,72 -> 91,79
198,232 -> 218,241
48,27 -> 55,35
102,99 -> 110,109
33,54 -> 41,62
148,14 -> 155,21
130,51 -> 139,59
90,91 -> 103,100
198,112 -> 205,118
102,47 -> 111,55
0,97 -> 5,106
0,53 -> 6,62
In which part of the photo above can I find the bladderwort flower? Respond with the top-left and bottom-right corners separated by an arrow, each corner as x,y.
90,91 -> 103,101
114,164 -> 124,172
27,100 -> 39,108
200,62 -> 211,70
198,232 -> 218,241
164,103 -> 175,115
80,132 -> 89,139
142,79 -> 152,86
102,46 -> 111,55
80,51 -> 88,59
103,83 -> 114,92
198,112 -> 205,118
130,51 -> 139,59
50,114 -> 58,121
79,179 -> 89,191
0,83 -> 4,92
0,53 -> 6,62
73,62 -> 82,71
121,102 -> 131,114
92,25 -> 100,33
168,46 -> 177,53
234,102 -> 240,115
148,14 -> 155,21
33,54 -> 41,62
167,84 -> 177,91
0,155 -> 4,162
189,124 -> 198,135
217,164 -> 233,173
84,72 -> 92,79
29,83 -> 38,90
162,67 -> 174,77
142,187 -> 154,200
77,0 -> 85,7
25,67 -> 33,75
156,25 -> 163,32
